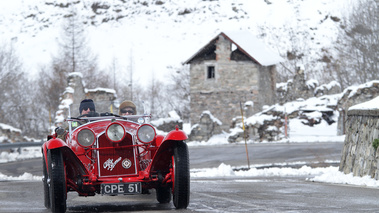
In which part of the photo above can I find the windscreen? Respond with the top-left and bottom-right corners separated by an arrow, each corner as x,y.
64,100 -> 150,118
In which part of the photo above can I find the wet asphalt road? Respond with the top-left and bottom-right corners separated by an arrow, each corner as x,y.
1,142 -> 379,212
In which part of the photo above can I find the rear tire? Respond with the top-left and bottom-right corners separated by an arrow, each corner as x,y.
48,149 -> 67,213
172,142 -> 190,209
42,155 -> 50,209
156,186 -> 171,203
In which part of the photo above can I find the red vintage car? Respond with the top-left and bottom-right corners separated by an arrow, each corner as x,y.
42,102 -> 190,213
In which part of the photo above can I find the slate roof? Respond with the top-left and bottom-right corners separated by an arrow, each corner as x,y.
184,30 -> 283,66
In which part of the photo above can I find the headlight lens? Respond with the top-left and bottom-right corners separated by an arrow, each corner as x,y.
137,117 -> 145,124
77,129 -> 95,147
106,123 -> 126,142
137,124 -> 156,143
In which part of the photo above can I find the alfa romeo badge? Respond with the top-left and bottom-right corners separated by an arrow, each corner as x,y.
122,158 -> 132,169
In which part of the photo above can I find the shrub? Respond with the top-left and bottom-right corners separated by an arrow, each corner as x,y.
373,138 -> 379,150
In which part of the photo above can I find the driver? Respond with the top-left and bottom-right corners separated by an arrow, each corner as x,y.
79,99 -> 96,116
56,99 -> 97,139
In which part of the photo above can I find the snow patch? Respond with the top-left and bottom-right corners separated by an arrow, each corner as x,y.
0,123 -> 22,133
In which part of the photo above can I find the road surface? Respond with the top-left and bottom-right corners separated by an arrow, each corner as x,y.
1,142 -> 378,212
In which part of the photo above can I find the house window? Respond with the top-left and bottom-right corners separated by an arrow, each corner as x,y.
207,66 -> 215,79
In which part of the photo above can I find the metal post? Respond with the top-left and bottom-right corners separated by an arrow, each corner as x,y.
240,102 -> 250,169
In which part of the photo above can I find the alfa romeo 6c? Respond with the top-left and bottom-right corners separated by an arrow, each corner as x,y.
42,101 -> 190,213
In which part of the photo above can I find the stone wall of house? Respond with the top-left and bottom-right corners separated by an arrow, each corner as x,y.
190,89 -> 257,131
215,34 -> 230,61
190,34 -> 276,131
339,109 -> 379,179
258,65 -> 276,109
190,60 -> 259,92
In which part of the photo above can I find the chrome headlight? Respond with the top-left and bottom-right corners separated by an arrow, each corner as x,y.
77,129 -> 95,147
137,124 -> 156,143
106,123 -> 126,142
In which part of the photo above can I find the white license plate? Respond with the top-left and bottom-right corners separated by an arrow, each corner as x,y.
101,183 -> 142,195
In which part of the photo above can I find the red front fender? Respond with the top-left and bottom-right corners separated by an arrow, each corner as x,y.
42,137 -> 68,163
163,128 -> 188,141
42,138 -> 90,178
148,139 -> 187,174
45,137 -> 68,150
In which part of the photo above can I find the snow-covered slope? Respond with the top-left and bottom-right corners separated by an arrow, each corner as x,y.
0,0 -> 353,86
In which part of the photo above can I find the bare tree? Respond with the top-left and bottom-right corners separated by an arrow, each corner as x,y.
146,73 -> 161,117
108,53 -> 146,110
164,65 -> 190,122
333,0 -> 379,89
256,18 -> 330,83
56,5 -> 111,89
0,43 -> 23,126
0,43 -> 45,138
32,4 -> 113,137
113,52 -> 135,102
135,66 -> 190,121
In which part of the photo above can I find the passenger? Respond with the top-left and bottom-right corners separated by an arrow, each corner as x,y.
119,100 -> 137,116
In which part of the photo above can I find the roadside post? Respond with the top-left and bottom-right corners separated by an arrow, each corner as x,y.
285,107 -> 288,138
240,102 -> 250,169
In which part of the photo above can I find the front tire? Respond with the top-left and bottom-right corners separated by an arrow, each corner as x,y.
156,186 -> 171,203
42,155 -> 50,209
172,142 -> 190,209
48,149 -> 67,213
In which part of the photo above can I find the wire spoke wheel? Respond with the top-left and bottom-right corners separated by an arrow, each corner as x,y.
48,149 -> 67,213
172,141 -> 190,209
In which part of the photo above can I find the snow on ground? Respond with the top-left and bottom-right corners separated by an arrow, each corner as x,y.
192,163 -> 379,188
0,147 -> 43,181
0,172 -> 42,181
279,118 -> 345,143
0,147 -> 42,164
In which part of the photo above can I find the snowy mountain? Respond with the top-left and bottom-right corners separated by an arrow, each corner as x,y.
0,0 -> 353,86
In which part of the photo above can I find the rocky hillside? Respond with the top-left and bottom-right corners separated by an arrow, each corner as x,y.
0,0 -> 351,84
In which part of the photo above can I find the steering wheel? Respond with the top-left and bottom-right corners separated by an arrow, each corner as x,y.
78,111 -> 99,118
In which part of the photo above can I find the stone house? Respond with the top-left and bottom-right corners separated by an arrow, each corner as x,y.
184,31 -> 283,131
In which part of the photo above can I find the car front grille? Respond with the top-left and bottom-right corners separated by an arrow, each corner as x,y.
97,134 -> 138,177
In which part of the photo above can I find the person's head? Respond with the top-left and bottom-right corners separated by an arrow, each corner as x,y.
79,99 -> 95,115
119,100 -> 136,116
